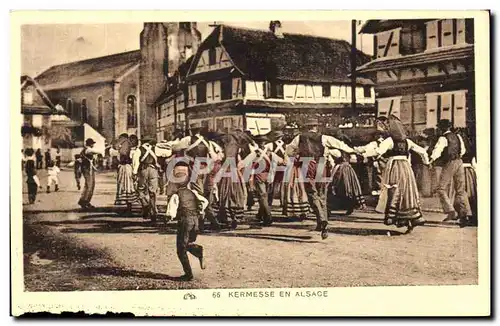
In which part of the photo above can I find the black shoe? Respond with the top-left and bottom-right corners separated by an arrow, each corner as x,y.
320,221 -> 328,240
55,186 -> 59,192
199,250 -> 206,270
77,186 -> 81,191
180,274 -> 194,281
231,220 -> 238,230
458,217 -> 469,228
443,211 -> 458,222
86,203 -> 96,209
46,187 -> 50,193
263,218 -> 273,227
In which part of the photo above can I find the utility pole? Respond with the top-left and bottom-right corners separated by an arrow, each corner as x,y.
351,19 -> 357,114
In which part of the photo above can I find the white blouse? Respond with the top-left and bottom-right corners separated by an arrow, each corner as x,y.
374,137 -> 430,165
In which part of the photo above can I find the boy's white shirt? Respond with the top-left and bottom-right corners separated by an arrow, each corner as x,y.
166,184 -> 209,220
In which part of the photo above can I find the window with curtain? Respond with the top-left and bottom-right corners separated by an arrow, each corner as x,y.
127,95 -> 137,128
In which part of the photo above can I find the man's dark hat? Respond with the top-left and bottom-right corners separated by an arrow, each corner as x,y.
190,122 -> 202,129
85,138 -> 96,146
141,136 -> 156,144
253,133 -> 269,143
437,119 -> 452,129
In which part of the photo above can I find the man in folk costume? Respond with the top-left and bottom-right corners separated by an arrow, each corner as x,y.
429,119 -> 469,226
132,137 -> 161,222
165,162 -> 208,281
240,131 -> 258,210
240,133 -> 276,226
286,118 -> 356,239
265,130 -> 287,208
204,131 -> 225,230
78,138 -> 100,209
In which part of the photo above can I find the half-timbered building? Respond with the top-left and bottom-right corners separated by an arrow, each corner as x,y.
155,23 -> 376,138
356,19 -> 475,133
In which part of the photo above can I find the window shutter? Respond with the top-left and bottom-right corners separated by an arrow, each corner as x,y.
456,19 -> 466,44
207,82 -> 213,102
377,98 -> 389,117
440,92 -> 452,121
441,19 -> 454,47
387,29 -> 400,57
426,21 -> 438,50
426,93 -> 438,128
214,80 -> 221,100
376,31 -> 389,58
453,91 -> 467,127
306,85 -> 314,101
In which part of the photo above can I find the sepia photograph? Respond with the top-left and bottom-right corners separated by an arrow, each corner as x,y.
10,10 -> 491,317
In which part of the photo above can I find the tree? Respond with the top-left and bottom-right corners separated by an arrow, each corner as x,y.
43,125 -> 74,147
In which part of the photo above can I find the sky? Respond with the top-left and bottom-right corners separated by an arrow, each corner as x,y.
21,21 -> 374,77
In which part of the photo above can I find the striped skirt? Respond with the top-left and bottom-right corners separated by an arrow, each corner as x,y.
282,165 -> 310,217
376,157 -> 424,227
217,166 -> 246,222
114,164 -> 139,206
328,162 -> 365,210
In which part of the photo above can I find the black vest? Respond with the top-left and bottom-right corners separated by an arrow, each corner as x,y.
139,144 -> 157,166
442,132 -> 461,162
177,187 -> 200,218
386,139 -> 409,157
80,148 -> 94,171
185,135 -> 209,158
298,132 -> 324,159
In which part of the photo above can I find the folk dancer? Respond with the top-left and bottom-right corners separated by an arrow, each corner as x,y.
286,118 -> 356,239
24,148 -> 41,204
265,130 -> 287,207
240,133 -> 275,226
241,131 -> 258,210
55,147 -> 62,168
361,115 -> 429,233
165,162 -> 208,281
428,119 -> 469,227
132,137 -> 161,223
216,130 -> 254,229
78,138 -> 100,209
114,133 -> 139,212
326,130 -> 366,216
355,130 -> 389,196
204,131 -> 225,230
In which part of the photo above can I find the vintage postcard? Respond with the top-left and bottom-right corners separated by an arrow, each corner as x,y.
10,10 -> 491,317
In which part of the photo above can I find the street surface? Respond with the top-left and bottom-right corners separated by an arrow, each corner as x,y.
22,169 -> 478,291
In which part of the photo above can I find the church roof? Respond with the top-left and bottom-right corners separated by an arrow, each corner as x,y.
35,50 -> 141,91
188,25 -> 373,85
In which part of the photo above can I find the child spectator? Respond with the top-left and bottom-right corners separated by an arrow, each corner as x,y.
46,160 -> 60,193
74,154 -> 83,190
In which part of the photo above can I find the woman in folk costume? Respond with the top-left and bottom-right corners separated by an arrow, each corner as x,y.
216,129 -> 254,229
447,128 -> 477,227
113,133 -> 139,212
326,130 -> 366,216
361,115 -> 430,233
203,130 -> 226,230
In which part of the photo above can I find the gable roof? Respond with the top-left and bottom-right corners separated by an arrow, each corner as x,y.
35,50 -> 141,91
188,25 -> 373,85
21,75 -> 60,114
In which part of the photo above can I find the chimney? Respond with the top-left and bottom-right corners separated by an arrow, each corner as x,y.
269,20 -> 284,38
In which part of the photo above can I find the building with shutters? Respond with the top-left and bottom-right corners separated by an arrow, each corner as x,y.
154,23 -> 376,139
356,19 -> 475,133
33,22 -> 202,143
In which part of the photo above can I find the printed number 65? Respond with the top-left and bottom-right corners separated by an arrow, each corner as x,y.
213,292 -> 221,298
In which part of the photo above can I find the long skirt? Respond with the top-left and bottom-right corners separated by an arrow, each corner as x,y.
328,162 -> 365,210
205,160 -> 222,220
218,165 -> 246,223
114,164 -> 139,206
376,157 -> 424,227
282,164 -> 310,217
448,164 -> 477,222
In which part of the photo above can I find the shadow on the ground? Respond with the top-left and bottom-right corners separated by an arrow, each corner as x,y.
78,266 -> 184,281
202,232 -> 320,243
25,206 -> 118,214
